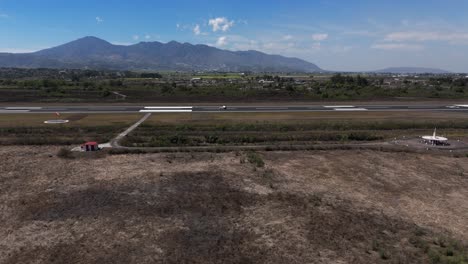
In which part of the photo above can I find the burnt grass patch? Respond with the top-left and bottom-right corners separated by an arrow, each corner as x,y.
11,170 -> 468,263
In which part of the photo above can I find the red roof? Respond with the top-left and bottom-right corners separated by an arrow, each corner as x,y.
83,141 -> 98,146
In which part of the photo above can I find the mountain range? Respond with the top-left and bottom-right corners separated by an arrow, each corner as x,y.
0,37 -> 453,73
0,36 -> 323,72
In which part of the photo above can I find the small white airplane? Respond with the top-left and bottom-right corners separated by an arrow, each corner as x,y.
219,105 -> 227,110
422,128 -> 448,145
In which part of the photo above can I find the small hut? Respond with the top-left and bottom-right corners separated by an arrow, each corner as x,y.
81,142 -> 99,152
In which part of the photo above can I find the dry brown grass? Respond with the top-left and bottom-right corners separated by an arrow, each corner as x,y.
0,113 -> 142,127
147,111 -> 468,125
0,146 -> 467,263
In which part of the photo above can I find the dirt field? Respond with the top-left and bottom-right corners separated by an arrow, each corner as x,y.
0,146 -> 467,263
0,114 -> 142,146
0,114 -> 141,127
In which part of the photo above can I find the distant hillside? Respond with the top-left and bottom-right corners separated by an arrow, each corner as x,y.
375,67 -> 451,74
0,36 -> 323,72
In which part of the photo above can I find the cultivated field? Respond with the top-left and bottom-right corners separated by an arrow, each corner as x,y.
0,146 -> 467,263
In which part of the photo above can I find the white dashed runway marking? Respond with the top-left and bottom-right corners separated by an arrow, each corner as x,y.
324,105 -> 368,111
333,108 -> 368,111
140,106 -> 193,113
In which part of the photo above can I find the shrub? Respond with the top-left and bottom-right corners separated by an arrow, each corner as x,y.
246,151 -> 265,167
57,148 -> 74,159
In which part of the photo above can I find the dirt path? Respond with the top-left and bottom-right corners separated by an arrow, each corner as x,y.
110,113 -> 151,148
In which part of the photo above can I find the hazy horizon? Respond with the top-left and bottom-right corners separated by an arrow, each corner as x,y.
1,0 -> 468,72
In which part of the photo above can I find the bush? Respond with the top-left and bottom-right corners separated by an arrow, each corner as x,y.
246,151 -> 265,167
57,148 -> 74,159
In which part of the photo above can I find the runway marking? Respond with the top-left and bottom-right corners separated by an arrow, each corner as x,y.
44,120 -> 69,124
333,108 -> 368,111
144,106 -> 193,109
140,110 -> 193,113
5,107 -> 42,110
198,107 -> 224,109
324,105 -> 368,111
324,105 -> 355,108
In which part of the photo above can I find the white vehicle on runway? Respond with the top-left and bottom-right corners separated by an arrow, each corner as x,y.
219,105 -> 227,110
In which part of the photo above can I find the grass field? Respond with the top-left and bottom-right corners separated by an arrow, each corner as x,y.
0,114 -> 142,145
0,113 -> 142,127
146,111 -> 468,124
120,111 -> 468,148
2,111 -> 468,147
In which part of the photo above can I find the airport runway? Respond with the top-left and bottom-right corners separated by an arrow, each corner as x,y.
0,104 -> 468,113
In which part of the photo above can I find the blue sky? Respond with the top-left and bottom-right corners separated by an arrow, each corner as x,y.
1,0 -> 468,72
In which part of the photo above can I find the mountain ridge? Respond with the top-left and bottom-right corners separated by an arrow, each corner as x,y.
0,36 -> 323,72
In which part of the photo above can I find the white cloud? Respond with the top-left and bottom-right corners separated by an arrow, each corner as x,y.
145,34 -> 151,40
343,30 -> 377,37
283,35 -> 293,40
216,34 -> 327,57
193,24 -> 201,35
208,17 -> 234,32
96,16 -> 103,24
371,43 -> 424,51
133,35 -> 140,41
227,35 -> 260,50
263,42 -> 286,53
176,23 -> 180,29
384,31 -> 468,43
0,47 -> 39,53
311,33 -> 328,41
111,41 -> 133,46
216,36 -> 228,46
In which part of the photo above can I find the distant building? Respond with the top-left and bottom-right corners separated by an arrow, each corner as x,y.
258,79 -> 274,84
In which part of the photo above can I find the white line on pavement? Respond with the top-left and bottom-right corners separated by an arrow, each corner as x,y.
140,110 -> 193,113
323,105 -> 355,108
333,108 -> 368,111
5,107 -> 42,110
